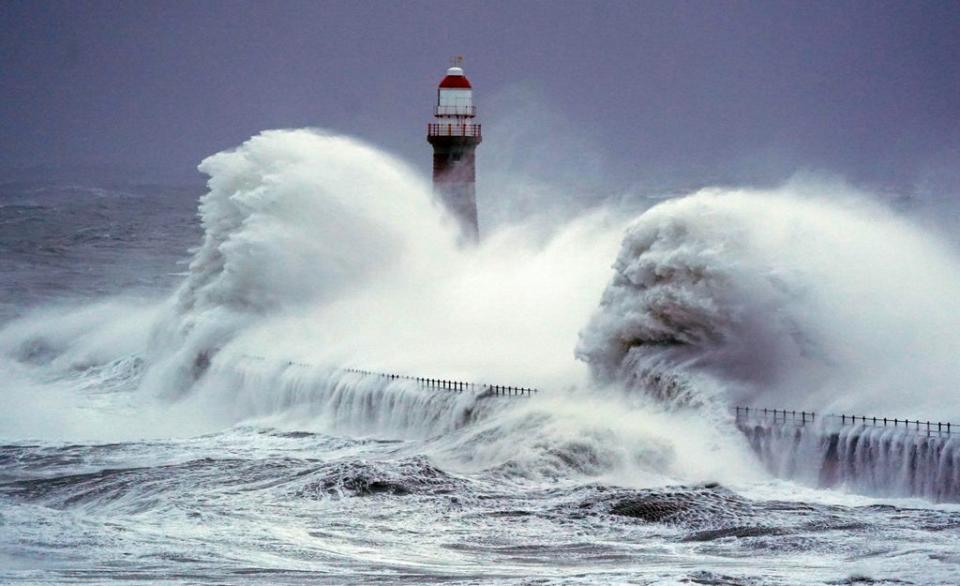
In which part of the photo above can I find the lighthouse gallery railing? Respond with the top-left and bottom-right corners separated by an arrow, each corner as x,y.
427,123 -> 482,138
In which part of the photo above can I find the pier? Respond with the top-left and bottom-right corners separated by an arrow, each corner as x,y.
246,356 -> 960,501
736,406 -> 960,502
342,368 -> 538,397
734,406 -> 957,438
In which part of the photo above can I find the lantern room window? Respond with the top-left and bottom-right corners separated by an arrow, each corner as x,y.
437,89 -> 474,116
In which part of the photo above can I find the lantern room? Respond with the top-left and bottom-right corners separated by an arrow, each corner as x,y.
436,66 -> 475,117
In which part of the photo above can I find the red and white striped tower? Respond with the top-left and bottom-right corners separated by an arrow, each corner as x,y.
427,57 -> 482,243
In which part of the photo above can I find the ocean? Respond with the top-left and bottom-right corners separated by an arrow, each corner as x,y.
1,129 -> 959,585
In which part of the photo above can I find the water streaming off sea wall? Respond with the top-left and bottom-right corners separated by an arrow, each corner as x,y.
739,416 -> 960,502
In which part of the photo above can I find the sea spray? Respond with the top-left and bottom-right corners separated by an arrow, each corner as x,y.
141,129 -> 461,397
577,185 -> 960,422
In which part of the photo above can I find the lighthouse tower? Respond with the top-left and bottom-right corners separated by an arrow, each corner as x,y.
427,58 -> 482,243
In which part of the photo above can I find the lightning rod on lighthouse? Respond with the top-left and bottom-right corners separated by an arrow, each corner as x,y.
427,57 -> 482,243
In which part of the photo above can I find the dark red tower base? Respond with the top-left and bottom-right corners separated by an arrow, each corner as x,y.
427,133 -> 481,243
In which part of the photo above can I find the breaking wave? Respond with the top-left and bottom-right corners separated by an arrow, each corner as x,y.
577,188 -> 960,423
3,129 -> 960,498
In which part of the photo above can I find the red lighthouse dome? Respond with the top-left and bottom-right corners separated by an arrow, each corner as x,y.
439,66 -> 472,89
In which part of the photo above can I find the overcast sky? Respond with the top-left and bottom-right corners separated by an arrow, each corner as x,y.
2,1 -> 958,195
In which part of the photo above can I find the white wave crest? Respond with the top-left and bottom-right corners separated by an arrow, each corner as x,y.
577,183 -> 960,421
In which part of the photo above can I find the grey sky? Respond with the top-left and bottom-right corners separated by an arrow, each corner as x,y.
2,1 -> 958,194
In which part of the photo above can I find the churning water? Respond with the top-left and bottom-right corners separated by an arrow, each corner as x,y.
1,129 -> 959,584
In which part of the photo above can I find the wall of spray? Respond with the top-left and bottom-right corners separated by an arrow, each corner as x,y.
577,186 -> 960,423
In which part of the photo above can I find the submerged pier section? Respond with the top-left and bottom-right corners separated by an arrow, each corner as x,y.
249,356 -> 960,502
736,407 -> 960,503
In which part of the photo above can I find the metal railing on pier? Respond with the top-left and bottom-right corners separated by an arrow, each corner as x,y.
343,368 -> 537,397
735,406 -> 957,438
243,356 -> 536,398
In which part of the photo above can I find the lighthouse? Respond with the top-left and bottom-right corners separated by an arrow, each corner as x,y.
427,58 -> 482,243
